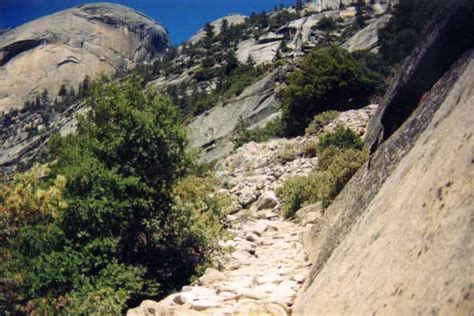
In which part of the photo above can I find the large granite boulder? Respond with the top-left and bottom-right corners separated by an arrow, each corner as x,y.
0,2 -> 169,113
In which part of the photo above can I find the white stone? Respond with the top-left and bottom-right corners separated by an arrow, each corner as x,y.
256,274 -> 283,285
238,191 -> 257,208
255,190 -> 278,210
198,268 -> 226,286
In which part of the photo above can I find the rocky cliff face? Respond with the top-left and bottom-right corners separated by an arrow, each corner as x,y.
294,47 -> 474,316
0,2 -> 169,113
186,9 -> 390,162
293,2 -> 474,314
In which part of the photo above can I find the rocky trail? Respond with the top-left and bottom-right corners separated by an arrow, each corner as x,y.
128,106 -> 376,315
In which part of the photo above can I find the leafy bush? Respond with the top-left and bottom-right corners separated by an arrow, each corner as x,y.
172,173 -> 231,248
1,76 -> 227,314
268,10 -> 300,29
276,144 -> 299,164
0,164 -> 67,240
233,117 -> 283,149
315,148 -> 369,207
0,164 -> 70,313
221,63 -> 265,99
169,52 -> 266,118
316,126 -> 363,155
315,16 -> 338,31
281,46 -> 386,136
195,66 -> 220,82
277,130 -> 368,218
276,176 -> 308,219
300,140 -> 318,158
305,111 -> 340,136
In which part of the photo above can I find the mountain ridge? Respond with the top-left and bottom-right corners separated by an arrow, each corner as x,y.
0,2 -> 169,113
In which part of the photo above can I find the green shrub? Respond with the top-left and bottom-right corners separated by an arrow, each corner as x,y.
172,173 -> 231,247
171,55 -> 266,119
277,131 -> 368,218
300,140 -> 318,158
315,16 -> 338,31
315,148 -> 369,207
276,176 -> 308,219
281,46 -> 386,136
305,111 -> 340,136
276,144 -> 299,164
195,66 -> 220,82
268,10 -> 300,29
316,126 -> 363,155
221,63 -> 264,99
0,76 -> 227,314
233,117 -> 283,149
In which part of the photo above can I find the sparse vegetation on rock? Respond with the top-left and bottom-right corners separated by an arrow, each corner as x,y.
277,127 -> 368,218
305,111 -> 340,136
233,117 -> 284,149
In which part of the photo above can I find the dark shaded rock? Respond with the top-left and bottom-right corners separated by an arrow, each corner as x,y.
365,0 -> 474,152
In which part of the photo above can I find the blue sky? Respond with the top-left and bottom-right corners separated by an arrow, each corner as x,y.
0,0 -> 297,45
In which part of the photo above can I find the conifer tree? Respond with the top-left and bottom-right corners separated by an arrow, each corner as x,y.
355,0 -> 367,28
204,22 -> 214,39
295,0 -> 304,12
58,84 -> 67,98
41,89 -> 49,107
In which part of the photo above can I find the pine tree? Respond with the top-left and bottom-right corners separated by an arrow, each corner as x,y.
355,0 -> 367,29
41,89 -> 49,106
68,86 -> 76,102
204,22 -> 215,39
58,84 -> 67,98
220,19 -> 229,34
203,22 -> 215,49
224,50 -> 239,75
35,94 -> 41,109
220,19 -> 230,47
295,0 -> 304,12
83,75 -> 91,94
